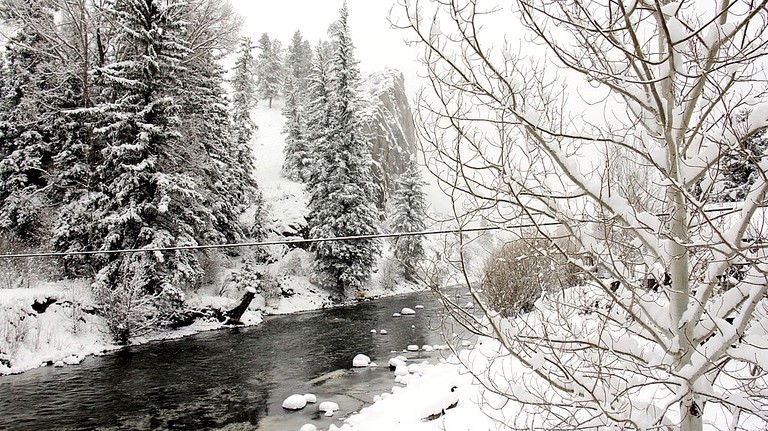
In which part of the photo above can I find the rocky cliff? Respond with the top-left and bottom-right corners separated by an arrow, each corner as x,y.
360,68 -> 418,209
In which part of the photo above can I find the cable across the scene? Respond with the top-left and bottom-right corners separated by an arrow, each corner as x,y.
0,222 -> 565,259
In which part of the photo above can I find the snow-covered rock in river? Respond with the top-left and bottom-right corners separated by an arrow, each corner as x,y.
300,425 -> 317,431
352,354 -> 371,367
415,305 -> 424,309
407,345 -> 419,351
303,393 -> 317,403
379,329 -> 388,335
282,394 -> 308,410
392,313 -> 401,317
319,401 -> 340,417
389,358 -> 406,370
394,365 -> 410,377
401,307 -> 416,315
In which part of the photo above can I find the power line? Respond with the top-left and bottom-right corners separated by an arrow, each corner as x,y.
0,222 -> 564,260
0,205 -> 747,260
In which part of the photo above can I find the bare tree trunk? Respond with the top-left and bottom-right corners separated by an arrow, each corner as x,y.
225,290 -> 256,325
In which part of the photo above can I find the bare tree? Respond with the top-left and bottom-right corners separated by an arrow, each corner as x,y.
394,0 -> 768,430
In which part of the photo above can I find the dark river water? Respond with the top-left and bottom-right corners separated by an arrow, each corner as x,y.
0,290 -> 466,430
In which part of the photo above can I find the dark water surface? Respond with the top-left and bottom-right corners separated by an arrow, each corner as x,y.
0,290 -> 461,430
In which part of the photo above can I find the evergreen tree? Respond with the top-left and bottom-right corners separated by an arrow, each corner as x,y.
256,32 -> 283,108
308,3 -> 381,294
230,37 -> 258,163
0,7 -> 60,242
712,131 -> 768,202
283,30 -> 313,95
389,160 -> 427,281
281,31 -> 314,181
55,0 -> 203,343
177,49 -> 262,244
281,74 -> 311,182
302,41 -> 333,183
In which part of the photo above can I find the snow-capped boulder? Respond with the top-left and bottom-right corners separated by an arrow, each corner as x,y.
62,355 -> 83,365
370,329 -> 377,333
392,312 -> 401,317
394,365 -> 410,377
407,344 -> 419,351
303,393 -> 317,403
415,305 -> 424,309
396,355 -> 408,362
282,394 -> 308,410
422,345 -> 434,352
300,425 -> 317,431
379,329 -> 388,335
352,354 -> 371,367
401,307 -> 416,315
319,401 -> 339,417
53,361 -> 65,368
389,357 -> 406,370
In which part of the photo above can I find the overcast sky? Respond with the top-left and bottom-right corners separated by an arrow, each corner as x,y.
228,0 -> 422,87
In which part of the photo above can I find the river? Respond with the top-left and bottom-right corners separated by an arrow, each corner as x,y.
0,289 -> 466,430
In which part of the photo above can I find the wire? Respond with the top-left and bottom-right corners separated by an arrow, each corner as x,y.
0,222 -> 564,260
0,205 -> 747,260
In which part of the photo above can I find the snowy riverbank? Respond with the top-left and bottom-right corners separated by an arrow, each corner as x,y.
0,274 -> 426,376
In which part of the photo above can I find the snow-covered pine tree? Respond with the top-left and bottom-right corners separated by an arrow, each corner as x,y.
58,0 -> 206,343
710,130 -> 768,203
308,3 -> 381,295
389,159 -> 427,281
177,48 -> 263,244
303,40 -> 333,185
0,8 -> 59,242
282,31 -> 315,181
256,32 -> 283,108
230,36 -> 259,169
284,30 -> 313,95
281,74 -> 311,182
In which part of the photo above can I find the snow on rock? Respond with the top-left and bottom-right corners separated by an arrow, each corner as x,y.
415,305 -> 424,309
352,354 -> 371,367
299,424 -> 317,431
379,329 -> 387,335
389,358 -> 406,369
370,329 -> 377,333
282,394 -> 308,410
422,345 -> 434,352
394,365 -> 410,377
62,355 -> 84,365
401,307 -> 416,315
319,401 -> 340,417
392,313 -> 401,317
303,393 -> 317,403
407,345 -> 419,351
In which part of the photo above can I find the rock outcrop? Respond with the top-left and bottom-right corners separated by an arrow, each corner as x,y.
360,68 -> 418,209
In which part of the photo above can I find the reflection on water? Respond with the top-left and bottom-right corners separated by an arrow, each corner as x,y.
0,291 -> 455,430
